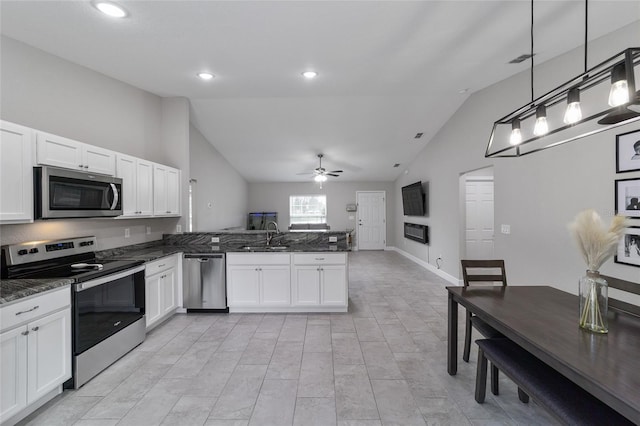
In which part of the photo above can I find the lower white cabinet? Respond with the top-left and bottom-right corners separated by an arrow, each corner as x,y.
227,252 -> 348,313
227,254 -> 291,309
0,288 -> 71,424
292,253 -> 348,308
145,254 -> 180,329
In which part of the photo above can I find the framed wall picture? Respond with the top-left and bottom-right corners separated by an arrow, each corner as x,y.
615,227 -> 640,268
616,178 -> 640,218
616,129 -> 640,173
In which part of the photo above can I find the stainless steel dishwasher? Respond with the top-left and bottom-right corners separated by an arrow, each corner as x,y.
183,253 -> 228,312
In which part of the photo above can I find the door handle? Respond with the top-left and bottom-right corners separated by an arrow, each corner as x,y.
109,183 -> 119,210
31,326 -> 39,331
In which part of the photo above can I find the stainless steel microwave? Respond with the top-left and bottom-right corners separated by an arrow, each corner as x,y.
34,166 -> 123,219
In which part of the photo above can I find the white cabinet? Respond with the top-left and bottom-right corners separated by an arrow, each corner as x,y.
0,288 -> 71,424
116,154 -> 154,217
153,164 -> 180,216
36,131 -> 115,175
292,253 -> 348,309
227,253 -> 291,310
0,121 -> 33,224
145,254 -> 180,330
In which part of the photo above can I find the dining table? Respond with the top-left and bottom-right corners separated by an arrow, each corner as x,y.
447,285 -> 640,423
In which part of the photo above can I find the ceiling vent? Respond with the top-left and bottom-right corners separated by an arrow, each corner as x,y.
509,53 -> 535,64
414,133 -> 424,139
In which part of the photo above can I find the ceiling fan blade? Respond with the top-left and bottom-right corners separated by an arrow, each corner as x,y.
328,170 -> 343,173
327,173 -> 340,177
296,172 -> 314,175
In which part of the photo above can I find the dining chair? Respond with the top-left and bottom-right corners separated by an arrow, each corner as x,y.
460,259 -> 508,394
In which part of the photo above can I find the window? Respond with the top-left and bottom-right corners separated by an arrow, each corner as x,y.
289,195 -> 327,224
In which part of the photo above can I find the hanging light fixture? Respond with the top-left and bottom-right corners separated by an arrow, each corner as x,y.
510,119 -> 522,145
533,105 -> 549,135
563,87 -> 582,124
485,0 -> 640,158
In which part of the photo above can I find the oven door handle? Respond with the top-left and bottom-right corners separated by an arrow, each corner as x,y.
74,265 -> 145,292
109,183 -> 119,210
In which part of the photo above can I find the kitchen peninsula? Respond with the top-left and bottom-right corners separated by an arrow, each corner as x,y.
98,230 -> 350,313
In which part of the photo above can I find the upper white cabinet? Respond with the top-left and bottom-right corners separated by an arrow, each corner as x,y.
0,121 -> 33,224
36,131 -> 115,176
153,164 -> 180,216
116,154 -> 154,217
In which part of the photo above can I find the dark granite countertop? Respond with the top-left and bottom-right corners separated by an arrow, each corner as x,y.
0,278 -> 73,306
98,244 -> 349,262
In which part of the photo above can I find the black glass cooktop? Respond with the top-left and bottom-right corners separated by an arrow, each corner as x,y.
12,259 -> 144,282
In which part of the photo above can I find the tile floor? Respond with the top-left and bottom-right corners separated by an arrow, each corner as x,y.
19,251 -> 558,426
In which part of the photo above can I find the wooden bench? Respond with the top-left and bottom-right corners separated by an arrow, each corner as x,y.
475,338 -> 635,425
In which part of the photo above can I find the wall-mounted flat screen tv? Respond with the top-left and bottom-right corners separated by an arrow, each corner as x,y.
401,181 -> 425,216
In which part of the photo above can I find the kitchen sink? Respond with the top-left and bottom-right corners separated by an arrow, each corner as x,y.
240,246 -> 289,251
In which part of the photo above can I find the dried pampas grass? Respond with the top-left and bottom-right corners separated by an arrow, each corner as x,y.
569,210 -> 628,271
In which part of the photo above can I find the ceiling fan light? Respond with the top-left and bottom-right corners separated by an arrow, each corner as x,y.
314,174 -> 327,182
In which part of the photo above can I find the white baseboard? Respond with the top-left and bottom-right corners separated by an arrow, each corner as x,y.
386,246 -> 460,285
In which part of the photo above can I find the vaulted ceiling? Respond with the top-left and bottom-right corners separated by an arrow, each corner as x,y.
2,1 -> 638,182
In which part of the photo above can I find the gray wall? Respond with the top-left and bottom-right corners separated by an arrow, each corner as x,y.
190,124 -> 249,230
0,36 -> 186,249
248,182 -> 395,245
395,22 -> 640,293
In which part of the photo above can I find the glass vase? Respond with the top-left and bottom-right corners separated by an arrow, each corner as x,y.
579,270 -> 608,333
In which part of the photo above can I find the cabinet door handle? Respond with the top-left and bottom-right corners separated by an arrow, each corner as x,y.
16,305 -> 39,315
158,264 -> 165,267
84,165 -> 89,168
166,210 -> 171,213
315,258 -> 325,261
31,326 -> 39,331
114,321 -> 121,327
21,330 -> 29,336
79,164 -> 84,168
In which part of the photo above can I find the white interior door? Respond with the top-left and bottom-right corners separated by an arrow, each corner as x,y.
465,178 -> 494,259
356,191 -> 386,250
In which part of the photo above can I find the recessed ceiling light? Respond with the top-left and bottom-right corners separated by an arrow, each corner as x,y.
93,1 -> 128,18
197,72 -> 214,80
458,88 -> 469,94
302,71 -> 318,79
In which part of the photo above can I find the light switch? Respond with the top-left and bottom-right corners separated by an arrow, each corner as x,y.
501,224 -> 511,234
124,228 -> 130,238
176,224 -> 182,233
146,226 -> 151,235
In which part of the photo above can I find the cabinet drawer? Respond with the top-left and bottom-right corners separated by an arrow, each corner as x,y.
145,254 -> 178,277
0,287 -> 71,332
293,253 -> 346,265
227,253 -> 290,265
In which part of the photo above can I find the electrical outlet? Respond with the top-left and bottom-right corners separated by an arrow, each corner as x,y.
501,224 -> 511,234
124,228 -> 130,238
329,236 -> 337,243
348,215 -> 355,220
176,224 -> 182,233
146,226 -> 151,235
211,237 -> 220,243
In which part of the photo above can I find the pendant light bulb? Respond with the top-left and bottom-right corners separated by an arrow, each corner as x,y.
563,88 -> 582,124
509,119 -> 522,145
314,174 -> 327,183
533,105 -> 549,136
608,63 -> 629,107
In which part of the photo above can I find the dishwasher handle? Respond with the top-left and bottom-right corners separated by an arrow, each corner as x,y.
183,253 -> 225,259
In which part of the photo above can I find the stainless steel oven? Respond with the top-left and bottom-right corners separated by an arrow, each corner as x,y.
72,265 -> 145,388
34,166 -> 123,219
1,236 -> 146,389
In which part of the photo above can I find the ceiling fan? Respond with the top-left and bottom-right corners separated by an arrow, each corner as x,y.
304,154 -> 343,182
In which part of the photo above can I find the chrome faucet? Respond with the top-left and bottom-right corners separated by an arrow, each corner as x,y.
266,221 -> 280,246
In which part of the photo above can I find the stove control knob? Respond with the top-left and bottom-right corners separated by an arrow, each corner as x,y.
29,248 -> 39,254
18,249 -> 28,255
